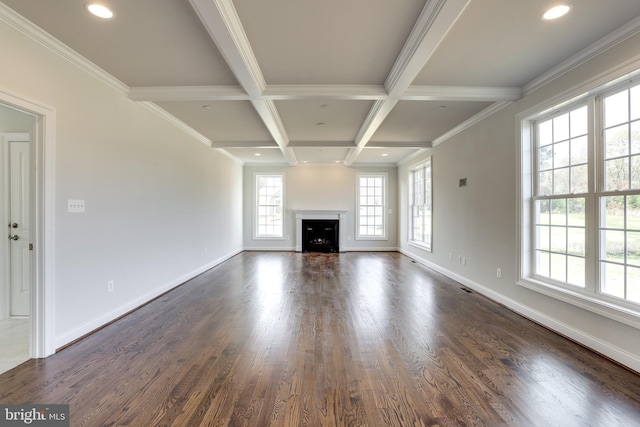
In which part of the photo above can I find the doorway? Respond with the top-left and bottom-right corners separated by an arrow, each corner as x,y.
1,107 -> 33,373
0,89 -> 56,368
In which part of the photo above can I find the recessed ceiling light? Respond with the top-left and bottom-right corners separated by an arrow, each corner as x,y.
543,4 -> 571,20
253,152 -> 262,157
86,3 -> 114,19
202,105 -> 212,109
382,153 -> 389,157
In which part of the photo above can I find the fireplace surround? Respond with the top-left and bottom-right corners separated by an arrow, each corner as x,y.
294,210 -> 348,252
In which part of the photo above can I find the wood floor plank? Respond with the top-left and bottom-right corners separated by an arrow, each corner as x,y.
2,252 -> 640,426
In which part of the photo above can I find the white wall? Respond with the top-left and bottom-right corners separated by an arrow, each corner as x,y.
0,18 -> 243,349
399,33 -> 640,372
243,164 -> 398,251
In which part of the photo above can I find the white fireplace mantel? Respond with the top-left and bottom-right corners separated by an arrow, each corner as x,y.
294,210 -> 348,252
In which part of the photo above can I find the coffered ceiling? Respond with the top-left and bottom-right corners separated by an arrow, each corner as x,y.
2,0 -> 640,166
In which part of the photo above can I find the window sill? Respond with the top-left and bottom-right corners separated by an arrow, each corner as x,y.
408,241 -> 431,252
253,236 -> 286,241
355,236 -> 388,241
517,276 -> 640,331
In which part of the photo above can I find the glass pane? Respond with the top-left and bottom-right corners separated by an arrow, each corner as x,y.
632,155 -> 640,189
536,200 -> 550,225
553,113 -> 569,142
537,226 -> 550,251
550,226 -> 567,253
605,157 -> 629,191
567,198 -> 585,226
628,231 -> 640,266
539,119 -> 553,146
601,262 -> 625,298
570,105 -> 588,136
539,171 -> 552,195
571,135 -> 588,164
554,140 -> 570,168
605,89 -> 629,128
568,228 -> 585,256
602,196 -> 625,229
550,199 -> 567,225
554,168 -> 570,194
538,146 -> 553,170
567,256 -> 585,287
629,197 -> 640,229
628,266 -> 640,303
631,120 -> 640,154
571,165 -> 588,194
603,230 -> 625,263
605,124 -> 629,158
550,253 -> 567,282
631,85 -> 640,121
536,251 -> 550,277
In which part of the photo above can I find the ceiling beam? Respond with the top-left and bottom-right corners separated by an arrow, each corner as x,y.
344,0 -> 471,165
188,0 -> 295,165
403,85 -> 521,102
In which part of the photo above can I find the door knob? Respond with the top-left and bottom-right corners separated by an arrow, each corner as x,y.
11,223 -> 18,228
8,234 -> 19,241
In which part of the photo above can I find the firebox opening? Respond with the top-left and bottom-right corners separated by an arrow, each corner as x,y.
302,219 -> 339,253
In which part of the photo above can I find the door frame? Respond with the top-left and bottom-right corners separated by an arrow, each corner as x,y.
0,88 -> 56,358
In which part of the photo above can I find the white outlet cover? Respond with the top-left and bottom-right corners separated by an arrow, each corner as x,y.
68,199 -> 85,213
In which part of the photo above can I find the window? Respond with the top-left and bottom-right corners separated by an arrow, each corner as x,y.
356,173 -> 387,239
520,76 -> 640,322
255,174 -> 283,238
409,158 -> 432,250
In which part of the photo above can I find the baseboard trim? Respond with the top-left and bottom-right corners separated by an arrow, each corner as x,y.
399,248 -> 640,373
54,248 -> 243,351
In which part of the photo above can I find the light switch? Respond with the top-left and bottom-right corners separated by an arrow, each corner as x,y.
68,199 -> 85,213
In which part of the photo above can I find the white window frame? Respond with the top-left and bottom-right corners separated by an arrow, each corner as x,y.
409,158 -> 432,251
518,64 -> 640,330
356,172 -> 388,240
254,173 -> 284,239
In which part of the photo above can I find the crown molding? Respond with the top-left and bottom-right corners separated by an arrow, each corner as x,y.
404,85 -> 521,101
522,14 -> 640,96
432,101 -> 512,146
140,101 -> 212,147
128,85 -> 248,102
0,3 -> 128,95
366,141 -> 432,148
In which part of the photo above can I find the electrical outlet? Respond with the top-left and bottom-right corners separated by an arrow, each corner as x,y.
107,280 -> 114,292
497,268 -> 502,278
462,257 -> 466,266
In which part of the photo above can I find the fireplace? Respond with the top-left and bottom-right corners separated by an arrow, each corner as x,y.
302,220 -> 339,253
294,210 -> 348,253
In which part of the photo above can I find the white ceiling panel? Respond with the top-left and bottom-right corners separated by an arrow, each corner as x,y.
413,0 -> 640,87
371,101 -> 491,143
1,0 -> 237,86
354,147 -> 424,166
233,0 -> 427,85
276,100 -> 374,142
293,147 -> 351,164
156,101 -> 272,142
225,147 -> 287,164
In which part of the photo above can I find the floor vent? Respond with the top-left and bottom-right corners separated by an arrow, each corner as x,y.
461,287 -> 473,293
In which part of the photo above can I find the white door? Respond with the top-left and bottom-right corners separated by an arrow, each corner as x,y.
9,139 -> 30,316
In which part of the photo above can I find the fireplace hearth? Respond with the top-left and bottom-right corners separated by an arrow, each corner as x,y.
302,220 -> 339,253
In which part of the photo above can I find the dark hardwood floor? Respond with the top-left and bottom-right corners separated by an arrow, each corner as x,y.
2,252 -> 640,426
